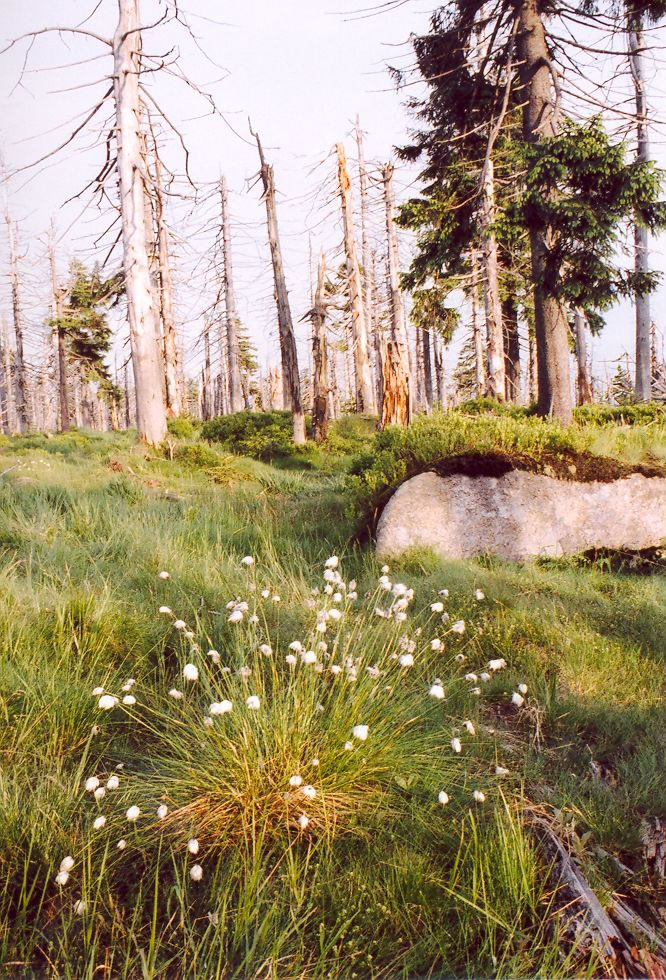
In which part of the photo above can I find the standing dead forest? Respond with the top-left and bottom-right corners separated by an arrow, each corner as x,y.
1,1 -> 666,978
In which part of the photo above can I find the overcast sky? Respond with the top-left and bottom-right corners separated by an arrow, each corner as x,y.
2,0 -> 666,395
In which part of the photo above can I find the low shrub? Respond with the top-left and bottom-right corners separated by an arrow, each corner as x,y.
167,416 -> 201,440
202,411 -> 297,461
573,402 -> 666,426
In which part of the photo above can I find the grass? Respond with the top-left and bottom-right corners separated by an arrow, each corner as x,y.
0,423 -> 664,977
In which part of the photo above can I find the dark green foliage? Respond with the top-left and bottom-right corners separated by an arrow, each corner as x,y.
574,401 -> 666,426
51,261 -> 123,381
166,416 -> 201,440
202,411 -> 297,461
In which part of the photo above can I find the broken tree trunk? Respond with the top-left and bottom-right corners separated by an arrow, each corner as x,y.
113,0 -> 166,445
253,129 -> 305,444
337,142 -> 375,414
220,176 -> 245,413
5,213 -> 29,432
479,159 -> 505,401
311,250 -> 330,444
381,163 -> 410,428
355,116 -> 378,408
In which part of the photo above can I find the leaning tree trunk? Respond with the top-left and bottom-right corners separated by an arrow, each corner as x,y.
628,8 -> 651,402
381,163 -> 411,428
502,294 -> 522,403
5,214 -> 29,432
113,0 -> 166,445
517,0 -> 572,422
220,176 -> 245,413
254,131 -> 305,443
311,250 -> 330,444
574,309 -> 593,405
479,159 -> 505,400
152,130 -> 182,418
337,143 -> 375,414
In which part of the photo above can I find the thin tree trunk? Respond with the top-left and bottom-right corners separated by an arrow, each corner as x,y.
253,130 -> 305,443
1,318 -> 16,434
433,329 -> 446,409
0,325 -> 9,435
502,295 -> 521,403
528,325 -> 538,404
311,250 -> 330,443
422,327 -> 433,412
471,253 -> 485,398
628,8 -> 651,401
574,309 -> 592,405
337,142 -> 375,414
220,176 -> 245,412
203,321 -> 212,421
123,361 -> 131,428
49,221 -> 70,432
5,213 -> 29,432
381,163 -> 411,427
152,129 -> 182,418
517,0 -> 572,422
355,116 -> 378,409
113,0 -> 166,445
370,250 -> 383,415
479,159 -> 505,400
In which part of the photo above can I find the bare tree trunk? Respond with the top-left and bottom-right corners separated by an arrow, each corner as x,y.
123,361 -> 131,428
628,9 -> 651,402
220,176 -> 245,413
471,254 -> 485,398
502,295 -> 522,403
433,329 -> 446,409
337,143 -> 375,414
370,251 -> 383,415
48,222 -> 70,432
253,130 -> 305,443
422,327 -> 433,412
203,321 -> 212,421
479,159 -> 505,400
1,318 -> 16,434
381,163 -> 411,427
528,326 -> 538,404
5,213 -> 29,432
311,250 -> 330,443
0,325 -> 9,435
355,117 -> 378,409
517,0 -> 572,422
151,129 -> 182,418
574,309 -> 592,405
113,0 -> 166,445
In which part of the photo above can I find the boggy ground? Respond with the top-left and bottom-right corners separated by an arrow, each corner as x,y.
0,424 -> 664,978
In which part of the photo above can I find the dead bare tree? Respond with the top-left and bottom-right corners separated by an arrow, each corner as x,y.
310,250 -> 330,443
5,208 -> 29,432
380,163 -> 410,428
48,222 -> 70,433
575,310 -> 593,405
251,126 -> 305,444
219,176 -> 244,413
479,159 -> 505,400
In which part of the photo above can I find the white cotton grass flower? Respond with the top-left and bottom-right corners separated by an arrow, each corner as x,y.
475,589 -> 485,601
159,606 -> 172,615
98,694 -> 118,711
60,856 -> 75,874
471,686 -> 481,695
298,814 -> 310,830
246,695 -> 260,710
122,695 -> 136,706
289,775 -> 303,788
464,720 -> 476,736
454,653 -> 466,663
272,595 -> 280,603
332,592 -> 342,603
238,665 -> 251,679
302,785 -> 317,800
325,555 -> 339,569
207,650 -> 221,664
157,804 -> 168,819
329,664 -> 342,675
158,571 -> 170,579
399,653 -> 414,668
184,630 -> 195,641
288,641 -> 303,653
259,644 -> 273,656
328,608 -> 342,622
173,620 -> 186,630
209,700 -> 232,716
311,758 -> 320,767
366,665 -> 380,679
480,672 -> 491,683
189,864 -> 203,882
228,609 -> 243,624
438,791 -> 449,806
261,589 -> 270,599
248,614 -> 258,624
188,838 -> 199,855
117,839 -> 127,850
431,638 -> 442,651
285,654 -> 297,666
451,620 -> 465,634
241,555 -> 255,566
488,658 -> 507,672
352,724 -> 369,741
429,683 -> 445,700
301,650 -> 317,665
439,588 -> 449,597
344,741 -> 353,751
85,776 -> 100,793
126,806 -> 141,822
451,737 -> 462,754
430,602 -> 444,613
511,692 -> 525,707
169,688 -> 183,700
55,871 -> 70,886
94,787 -> 106,801
74,899 -> 87,915
473,790 -> 486,803
203,717 -> 213,728
495,766 -> 510,777
183,663 -> 199,682
92,686 -> 104,697
93,816 -> 106,830
518,683 -> 528,695
465,673 -> 478,683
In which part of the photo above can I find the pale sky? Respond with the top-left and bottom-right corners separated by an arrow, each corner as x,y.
2,0 -> 666,396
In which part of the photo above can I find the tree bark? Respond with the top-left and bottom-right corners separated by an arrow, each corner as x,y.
220,176 -> 245,413
381,163 -> 411,427
471,251 -> 485,398
628,9 -> 651,402
479,159 -> 505,400
433,329 -> 446,409
5,213 -> 29,432
517,0 -> 573,422
49,222 -> 70,432
355,117 -> 379,409
311,250 -> 330,443
502,295 -> 521,403
574,309 -> 592,405
203,320 -> 212,421
151,130 -> 182,418
253,130 -> 305,443
422,327 -> 433,412
113,0 -> 166,445
337,142 -> 375,414
0,318 -> 13,435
